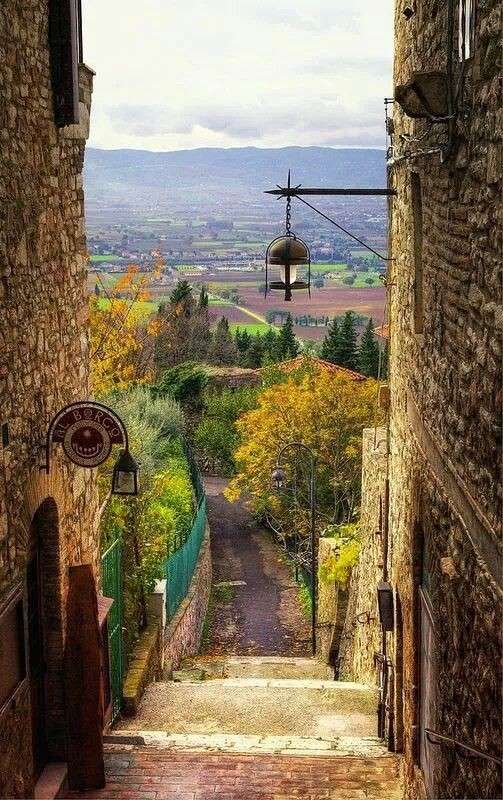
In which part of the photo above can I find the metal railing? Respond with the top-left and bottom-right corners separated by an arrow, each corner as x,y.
425,729 -> 502,766
165,494 -> 207,620
101,537 -> 123,722
165,447 -> 207,620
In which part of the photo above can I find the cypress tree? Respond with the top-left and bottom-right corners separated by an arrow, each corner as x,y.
274,313 -> 299,360
242,334 -> 265,368
169,279 -> 193,307
235,328 -> 251,354
198,284 -> 209,309
338,310 -> 358,370
208,317 -> 239,366
321,317 -> 342,364
262,328 -> 279,364
358,318 -> 381,377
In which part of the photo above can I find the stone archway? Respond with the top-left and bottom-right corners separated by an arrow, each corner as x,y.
29,499 -> 66,766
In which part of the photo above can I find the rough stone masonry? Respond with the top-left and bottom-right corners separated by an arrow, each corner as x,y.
387,0 -> 502,798
0,2 -> 98,796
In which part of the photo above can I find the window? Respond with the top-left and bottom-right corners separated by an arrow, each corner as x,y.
411,173 -> 424,333
459,0 -> 474,61
0,591 -> 26,711
49,0 -> 82,126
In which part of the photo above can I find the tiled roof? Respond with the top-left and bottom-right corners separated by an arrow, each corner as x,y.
263,355 -> 367,381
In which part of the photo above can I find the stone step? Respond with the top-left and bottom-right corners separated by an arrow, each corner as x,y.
181,654 -> 335,681
105,730 -> 394,759
117,679 -> 378,739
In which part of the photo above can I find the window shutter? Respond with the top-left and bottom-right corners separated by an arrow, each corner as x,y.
49,0 -> 80,127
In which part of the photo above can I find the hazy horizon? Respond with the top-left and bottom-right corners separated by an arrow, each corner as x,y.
82,0 -> 393,152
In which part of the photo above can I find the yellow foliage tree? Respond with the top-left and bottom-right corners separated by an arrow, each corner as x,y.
89,264 -> 161,396
226,370 -> 381,543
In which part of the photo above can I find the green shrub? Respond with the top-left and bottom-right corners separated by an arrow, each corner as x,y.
103,385 -> 184,488
153,361 -> 208,406
321,523 -> 361,586
194,387 -> 258,474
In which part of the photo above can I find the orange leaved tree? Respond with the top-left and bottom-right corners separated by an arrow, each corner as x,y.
89,264 -> 160,397
226,369 -> 380,547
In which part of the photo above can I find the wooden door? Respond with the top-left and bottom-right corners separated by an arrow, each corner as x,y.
419,586 -> 436,799
27,548 -> 47,778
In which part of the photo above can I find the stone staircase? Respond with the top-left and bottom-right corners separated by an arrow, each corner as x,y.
114,655 -> 393,760
105,656 -> 402,799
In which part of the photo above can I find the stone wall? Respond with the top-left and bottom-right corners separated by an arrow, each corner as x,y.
339,428 -> 388,685
0,3 -> 96,796
164,528 -> 212,671
388,1 -> 502,798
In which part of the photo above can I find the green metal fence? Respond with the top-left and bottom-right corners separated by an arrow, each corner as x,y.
101,538 -> 123,723
166,493 -> 207,620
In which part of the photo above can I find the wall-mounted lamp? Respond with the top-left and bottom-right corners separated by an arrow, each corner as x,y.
395,71 -> 448,119
377,581 -> 395,631
112,449 -> 140,496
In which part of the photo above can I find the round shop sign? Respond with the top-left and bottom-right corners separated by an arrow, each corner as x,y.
63,419 -> 112,467
48,402 -> 126,469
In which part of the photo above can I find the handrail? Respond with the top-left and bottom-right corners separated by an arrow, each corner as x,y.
425,728 -> 502,766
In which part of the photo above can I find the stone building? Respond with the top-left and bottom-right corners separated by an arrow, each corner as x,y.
0,2 -> 100,796
340,1 -> 502,799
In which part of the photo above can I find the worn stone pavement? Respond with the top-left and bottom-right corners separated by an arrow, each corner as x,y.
117,675 -> 378,739
64,744 -> 402,800
202,477 -> 311,657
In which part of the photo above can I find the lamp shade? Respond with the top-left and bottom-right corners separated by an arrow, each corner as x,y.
268,235 -> 310,267
112,449 -> 139,496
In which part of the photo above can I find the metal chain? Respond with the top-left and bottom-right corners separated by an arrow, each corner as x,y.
285,195 -> 292,235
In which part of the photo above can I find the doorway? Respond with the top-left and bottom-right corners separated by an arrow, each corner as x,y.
419,585 -> 437,799
27,498 -> 63,775
27,536 -> 47,778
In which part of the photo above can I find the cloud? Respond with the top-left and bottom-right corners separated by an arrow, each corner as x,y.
83,0 -> 393,150
106,97 -> 384,144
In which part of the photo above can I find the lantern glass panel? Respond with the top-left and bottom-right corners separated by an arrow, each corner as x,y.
114,469 -> 137,495
280,263 -> 297,285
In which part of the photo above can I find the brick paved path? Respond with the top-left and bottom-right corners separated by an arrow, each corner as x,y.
65,745 -> 402,800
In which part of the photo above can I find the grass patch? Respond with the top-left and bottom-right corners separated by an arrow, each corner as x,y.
228,322 -> 271,335
201,581 -> 236,649
90,254 -> 123,263
310,262 -> 347,273
298,576 -> 313,620
213,581 -> 236,604
96,297 -> 159,318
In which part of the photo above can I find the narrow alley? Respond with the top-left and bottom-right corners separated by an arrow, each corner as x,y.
65,480 -> 402,800
201,477 -> 311,656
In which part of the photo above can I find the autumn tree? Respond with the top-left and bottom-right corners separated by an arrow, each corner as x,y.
226,370 -> 379,555
89,265 -> 159,397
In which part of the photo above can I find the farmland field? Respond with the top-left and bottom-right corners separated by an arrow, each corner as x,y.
88,268 -> 386,343
90,254 -> 124,263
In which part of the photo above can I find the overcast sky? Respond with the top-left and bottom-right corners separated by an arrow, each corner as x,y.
83,0 -> 393,152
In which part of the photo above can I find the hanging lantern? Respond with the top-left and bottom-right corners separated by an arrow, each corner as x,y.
271,466 -> 287,490
265,173 -> 311,301
266,234 -> 311,301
